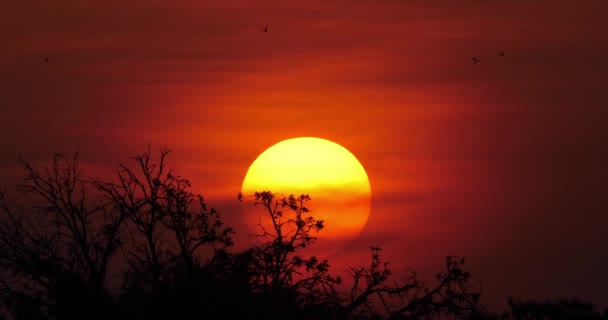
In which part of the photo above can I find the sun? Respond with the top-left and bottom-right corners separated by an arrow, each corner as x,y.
241,137 -> 371,255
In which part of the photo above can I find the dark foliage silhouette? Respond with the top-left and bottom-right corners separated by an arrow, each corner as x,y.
1,147 -> 606,320
501,297 -> 608,320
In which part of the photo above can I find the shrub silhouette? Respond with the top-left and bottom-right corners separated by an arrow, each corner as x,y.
501,297 -> 608,320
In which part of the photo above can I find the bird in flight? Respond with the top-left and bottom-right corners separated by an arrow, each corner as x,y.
498,49 -> 505,56
471,57 -> 480,66
44,57 -> 49,62
261,24 -> 268,32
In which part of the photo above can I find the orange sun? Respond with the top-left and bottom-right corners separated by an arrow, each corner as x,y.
241,137 -> 372,255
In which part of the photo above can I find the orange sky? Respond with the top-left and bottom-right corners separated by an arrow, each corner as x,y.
1,0 -> 607,312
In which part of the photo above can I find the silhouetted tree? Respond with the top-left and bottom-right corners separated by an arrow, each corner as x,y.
93,146 -> 233,296
239,191 -> 342,318
0,152 -> 124,319
90,146 -> 235,320
0,147 -> 234,319
343,249 -> 483,320
238,191 -> 483,320
5,146 -> 605,320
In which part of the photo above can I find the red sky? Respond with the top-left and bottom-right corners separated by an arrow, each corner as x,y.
1,0 -> 607,312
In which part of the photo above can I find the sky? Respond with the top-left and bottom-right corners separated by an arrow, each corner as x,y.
1,0 -> 607,313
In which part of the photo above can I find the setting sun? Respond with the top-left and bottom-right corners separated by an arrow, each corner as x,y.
241,137 -> 372,255
3,1 -> 606,316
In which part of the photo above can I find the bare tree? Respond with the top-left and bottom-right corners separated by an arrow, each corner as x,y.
93,145 -> 234,294
0,152 -> 125,319
1,148 -> 487,320
0,146 -> 234,319
345,248 -> 482,320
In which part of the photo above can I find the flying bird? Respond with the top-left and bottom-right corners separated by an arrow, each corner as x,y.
44,57 -> 49,62
471,57 -> 480,66
498,49 -> 505,56
261,24 -> 268,32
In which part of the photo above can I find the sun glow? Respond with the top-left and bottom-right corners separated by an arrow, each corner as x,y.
241,137 -> 372,254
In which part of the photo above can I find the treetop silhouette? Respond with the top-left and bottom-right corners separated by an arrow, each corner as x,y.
1,146 -> 604,320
